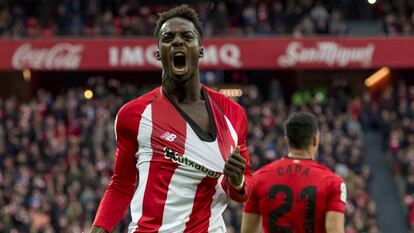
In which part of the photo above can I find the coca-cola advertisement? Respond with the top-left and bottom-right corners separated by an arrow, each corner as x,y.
0,37 -> 414,71
12,43 -> 84,70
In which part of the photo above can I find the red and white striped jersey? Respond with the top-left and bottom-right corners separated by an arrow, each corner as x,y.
93,85 -> 252,233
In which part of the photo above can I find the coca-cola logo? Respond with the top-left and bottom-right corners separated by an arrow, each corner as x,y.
278,42 -> 375,68
12,43 -> 84,70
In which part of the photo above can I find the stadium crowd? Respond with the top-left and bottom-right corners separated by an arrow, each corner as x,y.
381,1 -> 414,36
382,80 -> 414,231
0,77 -> 380,233
0,0 -> 372,38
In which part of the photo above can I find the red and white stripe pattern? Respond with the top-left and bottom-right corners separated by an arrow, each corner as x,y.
93,86 -> 249,233
128,91 -> 238,233
129,104 -> 152,230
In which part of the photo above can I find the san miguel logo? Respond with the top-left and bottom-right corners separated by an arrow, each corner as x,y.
163,147 -> 222,179
277,41 -> 375,68
12,43 -> 84,70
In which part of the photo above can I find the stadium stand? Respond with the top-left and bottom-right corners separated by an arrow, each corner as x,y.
383,80 -> 414,231
0,0 -> 399,38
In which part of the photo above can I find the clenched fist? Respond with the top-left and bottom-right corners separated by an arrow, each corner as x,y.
223,146 -> 246,190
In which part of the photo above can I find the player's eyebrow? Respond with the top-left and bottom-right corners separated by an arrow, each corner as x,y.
181,30 -> 195,34
161,29 -> 200,39
160,31 -> 173,36
161,30 -> 195,36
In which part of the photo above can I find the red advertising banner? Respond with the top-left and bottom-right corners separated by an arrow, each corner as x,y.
0,37 -> 413,71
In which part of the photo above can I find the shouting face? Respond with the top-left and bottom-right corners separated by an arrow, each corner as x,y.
157,17 -> 204,83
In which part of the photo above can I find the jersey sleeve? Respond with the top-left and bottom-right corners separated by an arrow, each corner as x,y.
222,106 -> 253,202
326,175 -> 347,213
93,104 -> 140,232
243,173 -> 260,213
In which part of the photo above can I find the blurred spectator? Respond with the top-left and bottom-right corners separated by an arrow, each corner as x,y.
329,9 -> 347,35
210,2 -> 229,35
269,2 -> 286,34
310,1 -> 329,34
380,0 -> 414,35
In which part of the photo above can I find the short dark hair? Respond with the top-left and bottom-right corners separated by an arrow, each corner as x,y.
154,4 -> 203,41
285,112 -> 319,150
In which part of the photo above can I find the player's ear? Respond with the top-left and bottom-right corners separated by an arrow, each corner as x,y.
199,47 -> 204,58
312,133 -> 319,147
156,50 -> 161,61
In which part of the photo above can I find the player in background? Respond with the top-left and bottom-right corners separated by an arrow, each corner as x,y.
90,5 -> 252,233
241,112 -> 346,233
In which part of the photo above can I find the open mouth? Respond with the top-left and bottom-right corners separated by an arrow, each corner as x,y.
173,53 -> 186,71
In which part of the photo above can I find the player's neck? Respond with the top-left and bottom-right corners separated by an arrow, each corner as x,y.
162,74 -> 202,103
287,149 -> 315,160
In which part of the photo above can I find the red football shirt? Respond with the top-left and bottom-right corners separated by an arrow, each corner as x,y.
244,157 -> 346,233
93,85 -> 252,233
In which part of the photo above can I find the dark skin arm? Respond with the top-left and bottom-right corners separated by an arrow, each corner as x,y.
223,146 -> 246,190
89,226 -> 108,233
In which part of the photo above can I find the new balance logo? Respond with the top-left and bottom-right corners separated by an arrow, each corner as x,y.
160,132 -> 177,142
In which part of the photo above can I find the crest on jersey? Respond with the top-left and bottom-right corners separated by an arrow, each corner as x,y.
160,132 -> 177,142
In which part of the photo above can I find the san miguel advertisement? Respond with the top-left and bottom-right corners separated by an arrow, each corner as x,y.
0,37 -> 413,71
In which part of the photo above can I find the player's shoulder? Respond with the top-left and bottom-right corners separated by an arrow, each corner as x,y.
203,85 -> 245,115
313,162 -> 334,173
312,162 -> 344,182
117,87 -> 160,117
